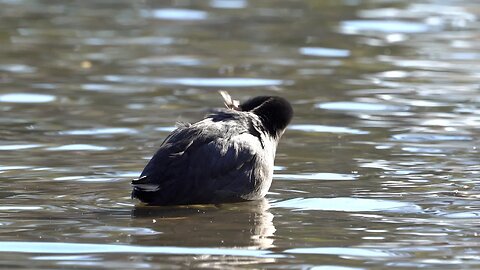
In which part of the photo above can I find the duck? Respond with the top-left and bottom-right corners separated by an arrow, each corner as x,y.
132,91 -> 293,205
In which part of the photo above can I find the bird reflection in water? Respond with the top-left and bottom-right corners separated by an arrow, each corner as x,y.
131,198 -> 276,250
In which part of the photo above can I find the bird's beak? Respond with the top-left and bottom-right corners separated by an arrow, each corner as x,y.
219,90 -> 240,111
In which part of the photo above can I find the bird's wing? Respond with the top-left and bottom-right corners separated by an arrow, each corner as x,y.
132,119 -> 264,205
132,125 -> 200,189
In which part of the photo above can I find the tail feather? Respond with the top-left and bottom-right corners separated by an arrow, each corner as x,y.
131,175 -> 160,192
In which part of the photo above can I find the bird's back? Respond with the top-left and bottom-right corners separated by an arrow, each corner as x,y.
132,110 -> 272,205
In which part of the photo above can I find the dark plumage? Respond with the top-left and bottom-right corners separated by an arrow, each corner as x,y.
131,91 -> 293,205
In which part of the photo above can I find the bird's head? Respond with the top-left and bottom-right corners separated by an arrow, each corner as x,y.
219,91 -> 293,138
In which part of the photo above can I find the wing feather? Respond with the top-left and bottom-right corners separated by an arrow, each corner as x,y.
132,114 -> 264,205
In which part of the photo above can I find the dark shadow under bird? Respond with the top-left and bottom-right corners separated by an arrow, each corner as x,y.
131,91 -> 293,206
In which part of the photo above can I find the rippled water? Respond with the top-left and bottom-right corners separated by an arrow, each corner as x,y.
1,0 -> 480,269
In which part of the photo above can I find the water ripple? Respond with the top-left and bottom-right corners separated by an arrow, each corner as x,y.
273,197 -> 421,213
0,93 -> 56,103
0,144 -> 42,150
0,206 -> 43,211
0,165 -> 32,171
86,226 -> 161,236
82,37 -> 176,46
289,124 -> 368,135
401,147 -> 446,154
340,20 -> 431,34
155,126 -> 177,132
210,0 -> 247,9
285,247 -> 403,258
101,75 -> 287,87
391,133 -> 472,142
0,241 -> 283,257
141,8 -> 208,21
59,128 -> 137,136
54,175 -> 124,182
317,101 -> 408,112
46,144 -> 111,151
0,64 -> 36,73
81,84 -> 154,93
134,56 -> 205,67
299,47 -> 350,58
274,173 -> 358,181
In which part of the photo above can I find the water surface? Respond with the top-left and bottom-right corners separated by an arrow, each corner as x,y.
1,0 -> 480,269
